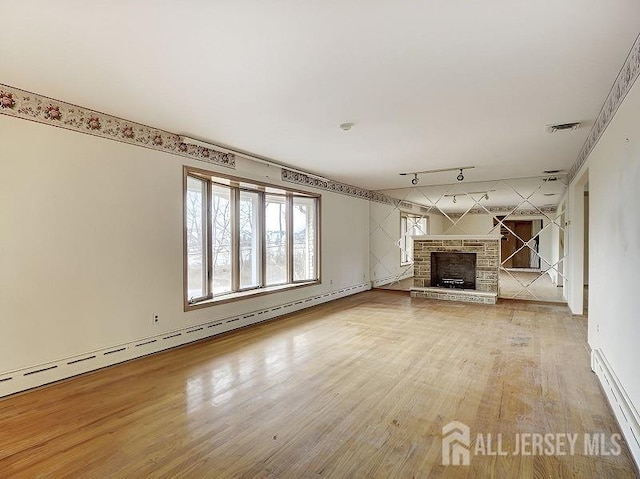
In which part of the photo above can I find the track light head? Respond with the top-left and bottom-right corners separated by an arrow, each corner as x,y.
411,174 -> 419,185
456,169 -> 464,182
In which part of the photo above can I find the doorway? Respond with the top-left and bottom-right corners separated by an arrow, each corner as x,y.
497,219 -> 540,268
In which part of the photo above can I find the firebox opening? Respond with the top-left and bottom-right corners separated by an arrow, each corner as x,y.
430,252 -> 476,290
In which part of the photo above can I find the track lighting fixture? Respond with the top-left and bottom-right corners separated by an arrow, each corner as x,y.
443,190 -> 494,201
399,166 -> 474,185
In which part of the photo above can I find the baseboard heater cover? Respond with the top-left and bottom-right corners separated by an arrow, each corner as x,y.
592,348 -> 640,471
0,282 -> 371,398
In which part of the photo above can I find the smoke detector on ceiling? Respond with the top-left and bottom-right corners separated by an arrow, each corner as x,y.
546,122 -> 580,133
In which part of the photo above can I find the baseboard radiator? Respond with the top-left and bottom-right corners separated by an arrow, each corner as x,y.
372,269 -> 413,288
592,348 -> 640,470
0,283 -> 371,398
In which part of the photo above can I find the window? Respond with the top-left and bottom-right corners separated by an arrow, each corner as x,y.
239,190 -> 260,289
293,196 -> 317,281
265,194 -> 288,285
186,176 -> 207,301
211,184 -> 232,294
401,214 -> 428,264
184,167 -> 320,308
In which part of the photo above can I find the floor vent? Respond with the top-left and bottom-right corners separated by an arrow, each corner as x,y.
592,349 -> 640,467
186,327 -> 204,334
104,347 -> 127,355
631,428 -> 639,449
67,356 -> 96,365
546,122 -> 580,133
0,377 -> 13,383
226,318 -> 240,323
24,365 -> 58,376
163,333 -> 182,340
135,339 -> 158,347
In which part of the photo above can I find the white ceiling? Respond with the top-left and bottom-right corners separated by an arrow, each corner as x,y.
2,1 -> 639,190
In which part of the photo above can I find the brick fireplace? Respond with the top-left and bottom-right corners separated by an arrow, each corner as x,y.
411,235 -> 500,304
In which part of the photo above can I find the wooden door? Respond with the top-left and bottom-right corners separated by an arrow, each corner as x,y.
513,221 -> 533,268
499,220 -> 533,268
500,220 -> 516,267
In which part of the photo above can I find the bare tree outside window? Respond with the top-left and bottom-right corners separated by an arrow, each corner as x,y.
186,176 -> 207,300
293,197 -> 317,281
265,195 -> 287,285
212,184 -> 232,294
240,190 -> 260,288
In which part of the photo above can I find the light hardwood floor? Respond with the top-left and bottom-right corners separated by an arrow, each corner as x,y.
0,291 -> 636,478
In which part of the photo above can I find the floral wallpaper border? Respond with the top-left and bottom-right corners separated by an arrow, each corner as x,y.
448,206 -> 557,219
568,33 -> 640,181
0,84 -> 235,168
282,169 -> 561,218
281,169 -> 398,205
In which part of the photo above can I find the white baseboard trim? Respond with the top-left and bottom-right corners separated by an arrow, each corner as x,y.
0,282 -> 371,398
592,348 -> 640,470
372,270 -> 413,288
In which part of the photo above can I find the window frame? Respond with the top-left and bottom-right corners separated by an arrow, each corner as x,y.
183,166 -> 321,311
400,212 -> 429,266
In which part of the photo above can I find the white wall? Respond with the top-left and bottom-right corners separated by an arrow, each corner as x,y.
369,203 -> 408,286
570,77 -> 640,466
369,203 -> 445,286
584,191 -> 589,286
429,213 -> 445,235
0,115 -> 370,392
442,214 -> 494,235
548,206 -> 565,286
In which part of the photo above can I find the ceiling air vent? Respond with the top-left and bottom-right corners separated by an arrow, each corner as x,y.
546,122 -> 580,133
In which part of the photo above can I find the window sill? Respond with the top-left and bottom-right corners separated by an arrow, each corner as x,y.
185,280 -> 320,311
